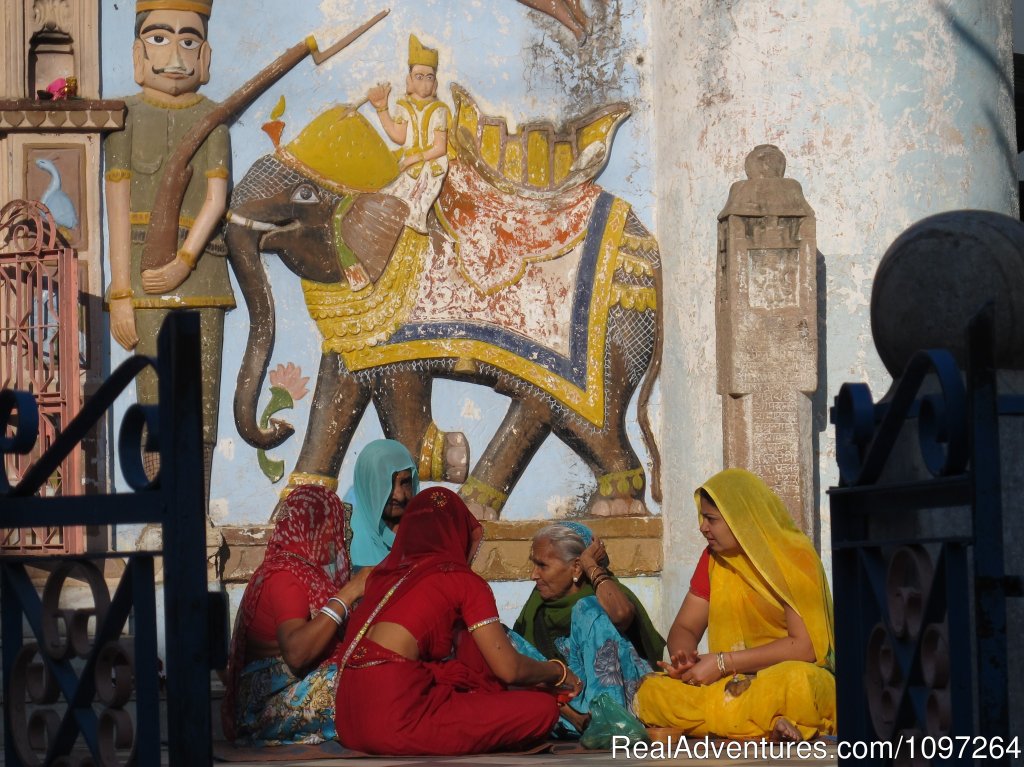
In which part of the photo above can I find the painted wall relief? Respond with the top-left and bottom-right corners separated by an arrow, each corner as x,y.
225,31 -> 663,522
24,144 -> 85,247
103,0 -> 233,504
102,1 -> 388,509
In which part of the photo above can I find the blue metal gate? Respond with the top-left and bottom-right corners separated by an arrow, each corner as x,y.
829,308 -> 1023,764
1,312 -> 227,766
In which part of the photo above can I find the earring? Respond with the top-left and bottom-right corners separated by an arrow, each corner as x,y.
573,576 -> 579,584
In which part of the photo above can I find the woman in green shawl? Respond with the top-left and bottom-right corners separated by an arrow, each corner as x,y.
510,521 -> 665,734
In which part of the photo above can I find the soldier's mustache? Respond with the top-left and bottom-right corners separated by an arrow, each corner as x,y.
153,64 -> 194,76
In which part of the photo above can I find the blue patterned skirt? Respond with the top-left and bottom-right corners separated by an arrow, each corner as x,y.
233,657 -> 338,745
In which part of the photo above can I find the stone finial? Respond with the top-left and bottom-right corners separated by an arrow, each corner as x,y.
719,144 -> 813,220
871,210 -> 1024,376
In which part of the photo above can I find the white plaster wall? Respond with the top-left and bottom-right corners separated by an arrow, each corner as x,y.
649,0 -> 1018,622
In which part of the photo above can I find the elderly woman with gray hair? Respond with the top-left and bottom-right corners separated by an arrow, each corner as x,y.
510,521 -> 665,733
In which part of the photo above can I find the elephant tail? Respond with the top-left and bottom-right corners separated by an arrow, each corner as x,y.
637,252 -> 663,504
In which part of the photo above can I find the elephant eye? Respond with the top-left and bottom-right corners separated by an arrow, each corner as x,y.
290,184 -> 319,204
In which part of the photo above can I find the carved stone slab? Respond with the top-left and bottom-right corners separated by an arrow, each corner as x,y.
716,145 -> 818,534
217,516 -> 663,584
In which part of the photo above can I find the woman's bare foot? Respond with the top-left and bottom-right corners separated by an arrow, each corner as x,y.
560,703 -> 591,733
772,717 -> 803,742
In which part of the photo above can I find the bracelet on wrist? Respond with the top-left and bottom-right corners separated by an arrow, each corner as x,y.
109,288 -> 133,301
177,247 -> 198,270
327,596 -> 349,621
549,658 -> 568,686
319,605 -> 343,626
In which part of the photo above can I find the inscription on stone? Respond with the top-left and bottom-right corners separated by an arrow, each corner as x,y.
716,145 -> 818,537
748,248 -> 799,309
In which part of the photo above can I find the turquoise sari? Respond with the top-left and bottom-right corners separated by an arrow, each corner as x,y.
509,596 -> 655,734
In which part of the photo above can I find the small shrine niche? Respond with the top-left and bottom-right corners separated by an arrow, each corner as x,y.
28,26 -> 76,97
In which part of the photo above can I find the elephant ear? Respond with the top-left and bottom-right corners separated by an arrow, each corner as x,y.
448,83 -> 630,197
337,194 -> 410,283
278,106 -> 400,195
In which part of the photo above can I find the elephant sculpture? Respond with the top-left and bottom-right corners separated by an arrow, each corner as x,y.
225,85 -> 662,520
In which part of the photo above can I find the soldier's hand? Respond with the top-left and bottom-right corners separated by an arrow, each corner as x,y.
142,256 -> 191,294
109,298 -> 139,350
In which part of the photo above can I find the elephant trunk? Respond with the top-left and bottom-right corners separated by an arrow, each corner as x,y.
225,220 -> 294,449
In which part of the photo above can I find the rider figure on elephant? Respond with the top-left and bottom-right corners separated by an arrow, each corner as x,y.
368,34 -> 450,236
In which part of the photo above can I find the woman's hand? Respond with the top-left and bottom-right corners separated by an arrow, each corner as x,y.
579,538 -> 607,578
678,654 -> 722,686
556,667 -> 584,703
657,650 -> 698,680
341,566 -> 370,601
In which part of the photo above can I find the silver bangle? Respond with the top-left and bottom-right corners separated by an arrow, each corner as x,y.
319,605 -> 343,626
328,596 -> 350,621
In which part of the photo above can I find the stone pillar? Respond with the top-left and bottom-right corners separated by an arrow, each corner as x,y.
716,145 -> 817,535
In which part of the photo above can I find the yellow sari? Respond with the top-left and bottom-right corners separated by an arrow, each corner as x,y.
634,469 -> 836,739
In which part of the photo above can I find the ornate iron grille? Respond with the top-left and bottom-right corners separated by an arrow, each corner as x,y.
0,199 -> 83,554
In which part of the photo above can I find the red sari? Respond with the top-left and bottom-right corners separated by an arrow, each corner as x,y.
334,488 -> 558,755
223,486 -> 350,743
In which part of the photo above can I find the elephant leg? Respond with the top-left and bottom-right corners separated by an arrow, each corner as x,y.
372,368 -> 469,484
551,344 -> 648,517
460,394 -> 552,520
270,352 -> 371,522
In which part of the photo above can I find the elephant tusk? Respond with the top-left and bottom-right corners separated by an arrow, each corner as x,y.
225,210 -> 277,232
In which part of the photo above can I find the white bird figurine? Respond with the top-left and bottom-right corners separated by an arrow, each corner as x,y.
35,158 -> 78,230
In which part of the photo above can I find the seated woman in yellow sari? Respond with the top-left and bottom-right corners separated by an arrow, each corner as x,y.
633,468 -> 835,741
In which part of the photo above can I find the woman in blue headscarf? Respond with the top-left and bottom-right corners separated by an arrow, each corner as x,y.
510,521 -> 665,734
347,440 -> 420,568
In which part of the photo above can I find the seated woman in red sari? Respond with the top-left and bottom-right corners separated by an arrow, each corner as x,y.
335,487 -> 581,755
223,486 -> 368,745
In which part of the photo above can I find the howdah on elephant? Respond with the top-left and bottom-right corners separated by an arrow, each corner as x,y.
225,85 -> 662,520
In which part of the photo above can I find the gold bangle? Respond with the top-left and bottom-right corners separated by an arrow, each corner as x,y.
375,105 -> 388,113
108,288 -> 133,301
549,658 -> 568,686
716,652 -> 729,677
177,247 -> 198,270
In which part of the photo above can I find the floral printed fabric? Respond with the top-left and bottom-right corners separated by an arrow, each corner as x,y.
508,596 -> 652,735
234,658 -> 338,745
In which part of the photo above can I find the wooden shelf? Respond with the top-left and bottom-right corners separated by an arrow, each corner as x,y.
0,98 -> 126,133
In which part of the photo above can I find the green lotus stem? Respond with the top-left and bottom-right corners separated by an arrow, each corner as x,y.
257,385 -> 294,482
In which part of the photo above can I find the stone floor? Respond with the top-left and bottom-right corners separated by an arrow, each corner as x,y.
207,740 -> 839,766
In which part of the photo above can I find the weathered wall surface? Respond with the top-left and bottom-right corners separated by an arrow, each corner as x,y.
650,0 -> 1018,618
93,0 -> 1019,638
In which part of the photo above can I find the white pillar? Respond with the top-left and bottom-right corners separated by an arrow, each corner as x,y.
649,0 -> 1018,618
